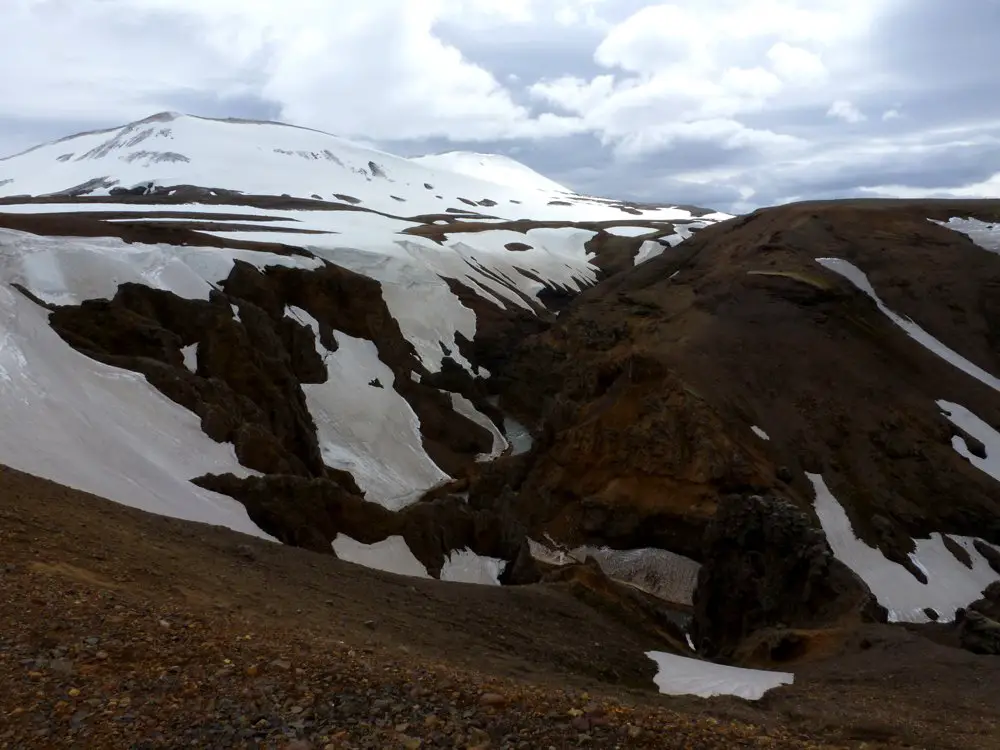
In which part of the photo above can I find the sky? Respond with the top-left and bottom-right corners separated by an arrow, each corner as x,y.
2,0 -> 999,213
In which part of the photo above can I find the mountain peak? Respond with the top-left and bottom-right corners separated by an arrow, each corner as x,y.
409,151 -> 570,193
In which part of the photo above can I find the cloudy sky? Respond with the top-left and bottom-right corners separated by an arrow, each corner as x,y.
2,0 -> 998,212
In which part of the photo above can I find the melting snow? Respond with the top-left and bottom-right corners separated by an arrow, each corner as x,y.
527,539 -> 700,605
298,325 -> 448,510
937,400 -> 1000,483
439,548 -> 507,585
807,473 -> 1000,622
751,425 -> 770,441
645,652 -> 793,700
448,393 -> 508,460
930,217 -> 1000,252
332,534 -> 430,578
634,240 -> 666,265
605,225 -> 658,237
180,344 -> 198,373
816,257 -> 1000,393
0,284 -> 269,539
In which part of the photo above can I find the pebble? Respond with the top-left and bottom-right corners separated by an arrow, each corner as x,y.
479,692 -> 506,707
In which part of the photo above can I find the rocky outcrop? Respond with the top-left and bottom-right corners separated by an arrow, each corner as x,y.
542,557 -> 690,654
690,494 -> 882,661
959,611 -> 1000,655
956,582 -> 1000,655
40,255 -> 510,550
197,473 -> 528,577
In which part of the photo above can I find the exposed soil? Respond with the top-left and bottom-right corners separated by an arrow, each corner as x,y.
494,199 -> 1000,576
3,464 -> 1000,749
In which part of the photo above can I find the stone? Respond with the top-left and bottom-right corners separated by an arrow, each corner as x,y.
479,692 -> 506,707
691,494 -> 880,659
959,611 -> 1000,655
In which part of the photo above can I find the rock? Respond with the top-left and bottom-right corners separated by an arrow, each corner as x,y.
968,581 -> 1000,621
497,538 -> 541,586
692,494 -> 880,659
479,692 -> 506,707
398,735 -> 422,750
50,659 -> 74,675
974,540 -> 1000,575
959,611 -> 1000,655
570,716 -> 591,731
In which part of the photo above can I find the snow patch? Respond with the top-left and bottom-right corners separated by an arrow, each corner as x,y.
439,548 -> 507,585
751,425 -> 770,441
816,257 -> 1000,393
299,326 -> 448,510
605,225 -> 658,237
0,227 -> 320,307
646,652 -> 793,700
0,285 -> 268,539
180,344 -> 198,373
938,400 -> 1000,483
807,473 -> 1000,622
448,393 -> 508,460
930,217 -> 1000,252
331,534 -> 430,578
634,240 -> 666,265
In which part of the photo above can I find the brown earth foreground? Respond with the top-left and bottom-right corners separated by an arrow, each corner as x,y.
2,464 -> 999,750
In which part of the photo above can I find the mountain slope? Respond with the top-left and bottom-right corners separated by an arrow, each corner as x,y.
495,199 -> 1000,633
409,151 -> 571,193
0,112 -> 705,223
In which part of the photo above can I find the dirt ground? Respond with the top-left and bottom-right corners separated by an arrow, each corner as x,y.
0,464 -> 998,749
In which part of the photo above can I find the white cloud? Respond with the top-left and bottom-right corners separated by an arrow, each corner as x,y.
0,0 -> 587,142
882,108 -> 902,121
527,0 -> 892,157
766,42 -> 828,84
828,100 -> 868,123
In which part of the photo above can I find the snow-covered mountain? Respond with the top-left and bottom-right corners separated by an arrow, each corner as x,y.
408,151 -> 571,193
0,112 -> 720,223
0,111 -> 728,590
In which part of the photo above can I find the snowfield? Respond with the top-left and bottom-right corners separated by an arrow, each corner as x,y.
0,280 -> 269,539
408,151 -> 571,193
0,112 -> 714,223
646,652 -> 793,700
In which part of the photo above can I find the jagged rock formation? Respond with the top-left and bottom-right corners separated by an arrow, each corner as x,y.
958,583 -> 1000,655
690,493 -> 881,661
